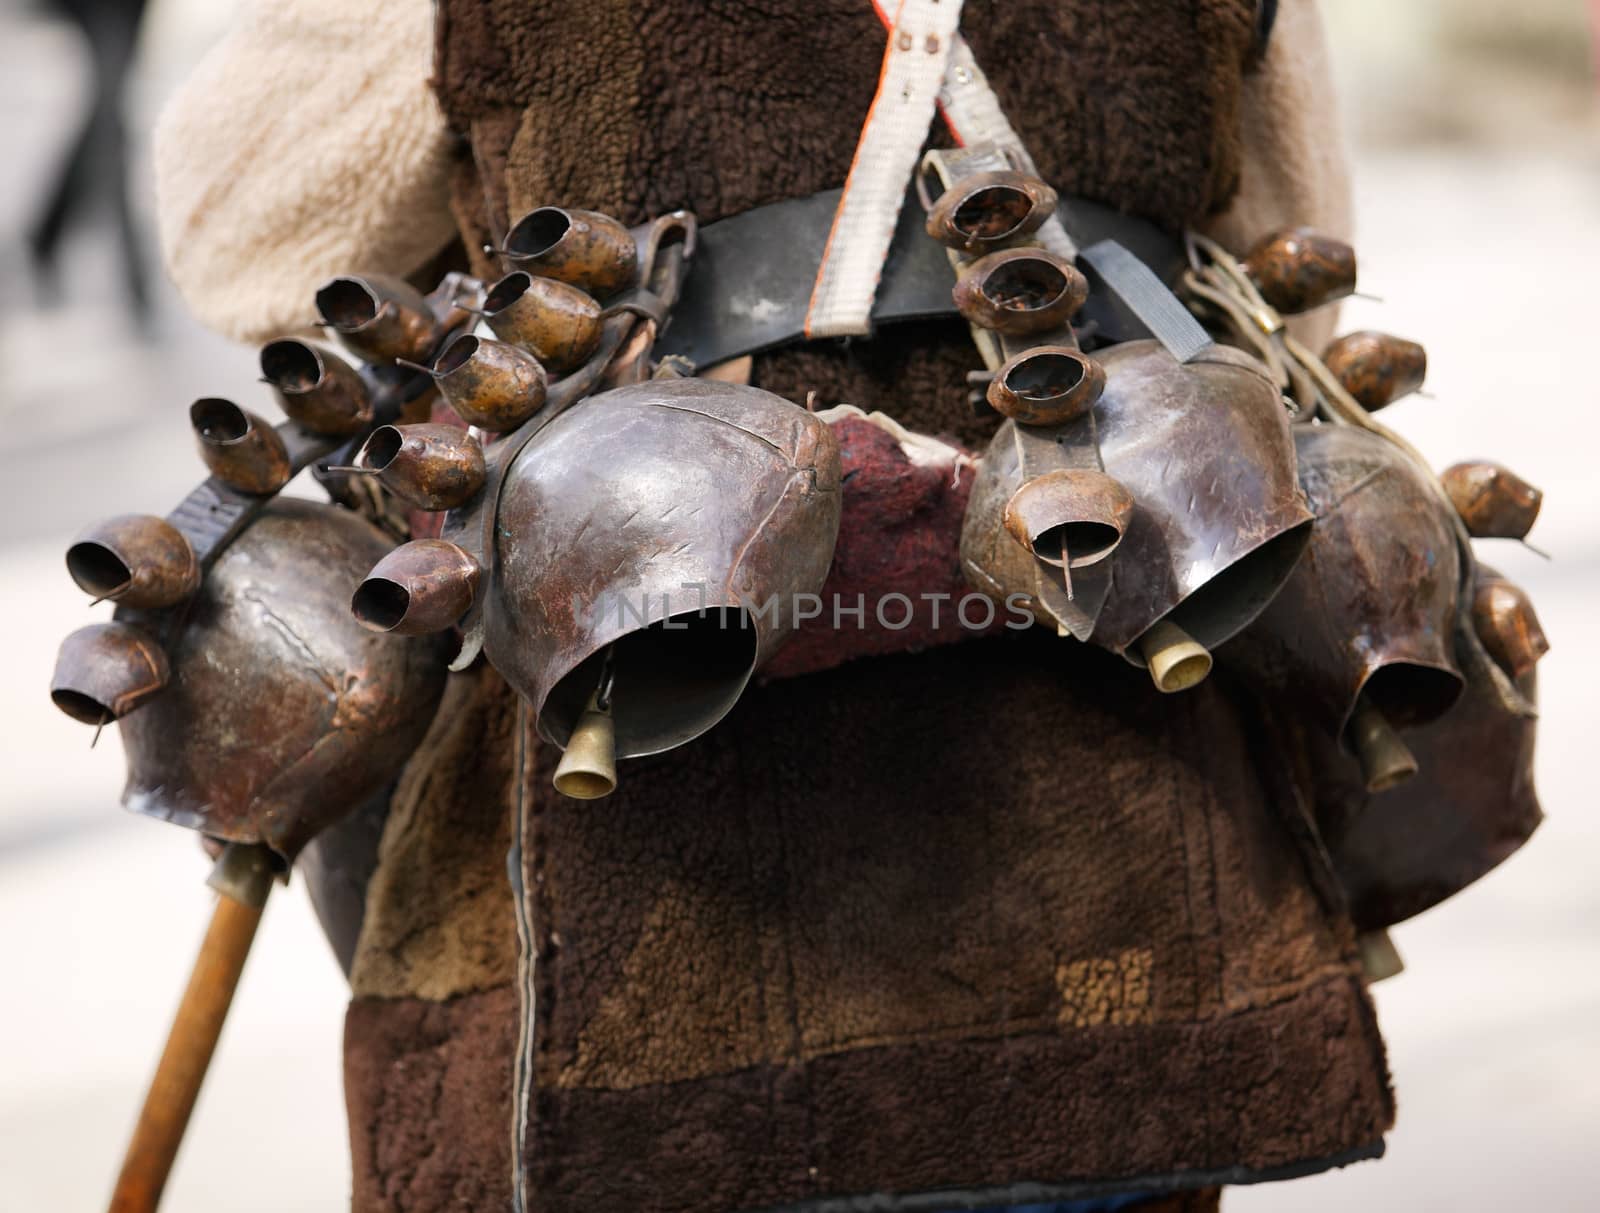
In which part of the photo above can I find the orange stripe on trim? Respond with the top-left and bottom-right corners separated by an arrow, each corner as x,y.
803,0 -> 909,339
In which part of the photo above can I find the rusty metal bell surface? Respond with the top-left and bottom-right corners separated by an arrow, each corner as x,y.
924,171 -> 1058,254
1321,331 -> 1427,411
1440,460 -> 1544,540
118,499 -> 450,862
315,273 -> 438,365
429,335 -> 547,431
986,346 -> 1106,426
190,398 -> 293,495
1309,655 -> 1541,932
1242,226 -> 1357,314
502,206 -> 640,299
1230,423 -> 1465,752
952,248 -> 1089,338
480,377 -> 841,758
1089,340 -> 1314,660
960,428 -> 1085,634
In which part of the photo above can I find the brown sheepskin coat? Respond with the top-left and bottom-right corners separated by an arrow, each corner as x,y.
158,2 -> 1400,1211
330,3 -> 1392,1211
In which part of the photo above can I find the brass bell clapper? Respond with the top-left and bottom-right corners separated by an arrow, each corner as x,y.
553,648 -> 618,800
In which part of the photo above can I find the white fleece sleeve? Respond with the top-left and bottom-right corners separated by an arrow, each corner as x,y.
153,0 -> 455,343
1202,0 -> 1355,352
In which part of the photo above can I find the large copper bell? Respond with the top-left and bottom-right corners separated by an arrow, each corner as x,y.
115,500 -> 450,862
1090,342 -> 1313,667
1231,423 -> 1465,792
963,342 -> 1310,685
1308,568 -> 1544,929
356,377 -> 842,787
487,378 -> 841,759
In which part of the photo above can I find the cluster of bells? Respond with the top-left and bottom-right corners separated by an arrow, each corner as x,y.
920,165 -> 1545,797
48,179 -> 1547,880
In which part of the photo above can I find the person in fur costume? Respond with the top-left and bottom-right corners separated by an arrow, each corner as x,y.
125,2 -> 1540,1211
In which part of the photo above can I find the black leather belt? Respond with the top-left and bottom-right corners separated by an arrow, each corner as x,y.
654,186 -> 1202,370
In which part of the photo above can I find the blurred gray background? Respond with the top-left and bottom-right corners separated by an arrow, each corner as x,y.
0,1 -> 1595,1209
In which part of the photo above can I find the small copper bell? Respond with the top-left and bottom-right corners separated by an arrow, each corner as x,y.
1322,331 -> 1427,411
65,514 -> 200,608
1440,461 -> 1543,540
427,335 -> 547,431
345,424 -> 487,512
482,272 -> 604,373
260,339 -> 372,436
315,273 -> 437,364
353,538 -> 481,636
953,248 -> 1088,337
986,347 -> 1106,426
925,171 -> 1058,255
1242,227 -> 1357,313
190,399 -> 292,494
503,206 -> 639,300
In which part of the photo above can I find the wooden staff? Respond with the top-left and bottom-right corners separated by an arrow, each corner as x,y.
108,842 -> 275,1213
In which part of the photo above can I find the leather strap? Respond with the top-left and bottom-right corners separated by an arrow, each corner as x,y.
805,0 -> 966,338
655,187 -> 1189,371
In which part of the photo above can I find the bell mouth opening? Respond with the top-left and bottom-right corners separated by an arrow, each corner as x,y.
51,688 -> 114,725
553,766 -> 615,801
543,606 -> 759,759
1153,649 -> 1211,693
484,273 -> 532,315
435,335 -> 478,376
1134,519 -> 1312,663
260,340 -> 323,393
361,426 -> 404,471
1030,520 -> 1122,569
1002,351 -> 1086,404
505,207 -> 571,259
351,577 -> 410,632
983,257 -> 1070,314
954,185 -> 1033,243
315,278 -> 379,330
65,541 -> 131,601
190,398 -> 250,445
1354,661 -> 1464,733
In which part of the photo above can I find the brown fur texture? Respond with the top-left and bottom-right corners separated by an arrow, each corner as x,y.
507,633 -> 1391,1211
345,986 -> 517,1212
349,665 -> 519,1001
342,636 -> 1392,1212
331,6 -> 1395,1210
434,0 -> 1257,258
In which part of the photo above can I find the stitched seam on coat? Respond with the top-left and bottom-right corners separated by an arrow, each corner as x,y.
509,696 -> 536,1213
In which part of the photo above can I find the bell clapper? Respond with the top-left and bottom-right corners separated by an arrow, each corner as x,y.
553,649 -> 619,800
1347,695 -> 1418,792
108,842 -> 274,1213
1357,929 -> 1405,983
1139,619 -> 1212,693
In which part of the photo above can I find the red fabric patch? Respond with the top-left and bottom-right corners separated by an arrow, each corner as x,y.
762,415 -> 1000,680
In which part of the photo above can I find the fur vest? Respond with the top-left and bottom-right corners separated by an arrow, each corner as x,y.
332,4 -> 1393,1212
